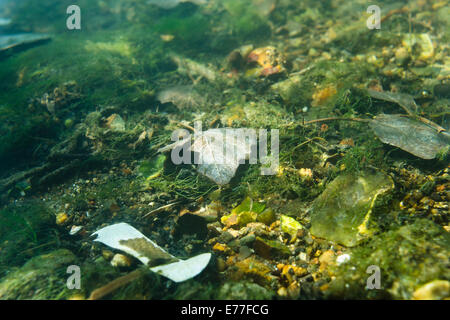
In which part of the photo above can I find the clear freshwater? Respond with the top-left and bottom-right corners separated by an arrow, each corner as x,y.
0,0 -> 448,300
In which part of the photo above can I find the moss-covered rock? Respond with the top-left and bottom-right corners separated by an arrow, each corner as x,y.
0,201 -> 57,274
325,219 -> 450,300
217,281 -> 275,300
253,236 -> 291,259
0,249 -> 77,300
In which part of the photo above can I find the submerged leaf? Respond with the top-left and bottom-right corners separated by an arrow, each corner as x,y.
157,85 -> 205,110
367,89 -> 418,115
369,114 -> 449,159
191,129 -> 257,185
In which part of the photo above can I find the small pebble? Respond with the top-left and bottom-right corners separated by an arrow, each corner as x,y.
110,254 -> 133,268
56,212 -> 68,225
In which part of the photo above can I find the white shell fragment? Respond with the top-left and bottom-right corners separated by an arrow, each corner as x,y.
336,254 -> 351,265
69,225 -> 83,236
92,222 -> 211,282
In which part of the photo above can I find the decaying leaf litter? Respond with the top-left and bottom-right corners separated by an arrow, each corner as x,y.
0,0 -> 449,300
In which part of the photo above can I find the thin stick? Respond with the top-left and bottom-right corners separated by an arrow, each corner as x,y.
88,269 -> 144,300
170,120 -> 196,133
380,6 -> 408,24
302,117 -> 369,125
141,202 -> 179,219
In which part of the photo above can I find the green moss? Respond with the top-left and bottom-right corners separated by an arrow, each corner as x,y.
0,201 -> 58,275
153,13 -> 211,49
217,281 -> 275,300
254,236 -> 291,258
144,166 -> 217,201
0,249 -> 77,300
337,140 -> 385,174
222,0 -> 271,41
326,219 -> 450,299
139,154 -> 166,180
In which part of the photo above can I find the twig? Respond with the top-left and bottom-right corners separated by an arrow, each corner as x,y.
141,202 -> 179,219
292,137 -> 327,151
302,117 -> 369,125
170,120 -> 196,133
88,269 -> 144,300
380,6 -> 408,23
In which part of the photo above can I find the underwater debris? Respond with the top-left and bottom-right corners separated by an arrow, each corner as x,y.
110,253 -> 134,268
0,33 -> 50,56
105,114 -> 126,132
171,54 -> 218,83
221,197 -> 274,228
180,201 -> 223,223
246,46 -> 286,77
402,33 -> 434,61
312,85 -> 338,107
92,223 -> 211,282
157,85 -> 205,110
88,269 -> 144,300
191,129 -> 257,185
367,89 -> 418,115
369,114 -> 449,160
159,128 -> 257,185
147,0 -> 208,9
310,171 -> 394,247
303,109 -> 449,160
31,81 -> 80,116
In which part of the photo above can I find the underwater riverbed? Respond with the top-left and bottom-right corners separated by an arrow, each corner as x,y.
0,0 -> 449,300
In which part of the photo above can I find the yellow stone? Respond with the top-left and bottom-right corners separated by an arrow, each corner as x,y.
56,212 -> 68,225
413,280 -> 450,300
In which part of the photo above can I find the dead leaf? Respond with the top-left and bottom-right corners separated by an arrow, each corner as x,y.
369,114 -> 449,159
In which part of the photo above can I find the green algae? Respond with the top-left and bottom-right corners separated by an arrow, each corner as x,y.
0,201 -> 58,276
139,154 -> 166,180
0,0 -> 448,301
221,197 -> 275,228
326,219 -> 450,299
254,236 -> 291,258
280,215 -> 303,239
0,249 -> 77,300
